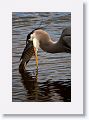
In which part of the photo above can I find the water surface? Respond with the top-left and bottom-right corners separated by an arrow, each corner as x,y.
12,12 -> 71,102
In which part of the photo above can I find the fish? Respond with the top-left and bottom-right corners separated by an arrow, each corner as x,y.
19,41 -> 34,73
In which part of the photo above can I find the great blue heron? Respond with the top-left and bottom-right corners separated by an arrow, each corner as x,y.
19,27 -> 71,72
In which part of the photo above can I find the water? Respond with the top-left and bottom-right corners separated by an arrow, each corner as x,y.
12,12 -> 71,102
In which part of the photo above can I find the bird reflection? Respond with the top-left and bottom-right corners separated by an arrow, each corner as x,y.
20,69 -> 39,101
20,70 -> 71,102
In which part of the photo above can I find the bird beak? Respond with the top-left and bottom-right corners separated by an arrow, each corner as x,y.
34,47 -> 38,69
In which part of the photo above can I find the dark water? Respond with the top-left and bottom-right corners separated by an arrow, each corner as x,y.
12,12 -> 71,102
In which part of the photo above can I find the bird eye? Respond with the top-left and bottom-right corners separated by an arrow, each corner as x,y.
28,34 -> 33,41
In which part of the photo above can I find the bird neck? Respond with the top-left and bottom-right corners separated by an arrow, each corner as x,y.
41,39 -> 66,53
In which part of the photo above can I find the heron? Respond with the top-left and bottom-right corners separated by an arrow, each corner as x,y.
19,27 -> 71,72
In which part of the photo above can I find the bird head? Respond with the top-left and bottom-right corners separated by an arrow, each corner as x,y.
26,29 -> 40,69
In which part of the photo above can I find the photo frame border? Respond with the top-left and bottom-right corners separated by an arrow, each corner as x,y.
0,0 -> 83,114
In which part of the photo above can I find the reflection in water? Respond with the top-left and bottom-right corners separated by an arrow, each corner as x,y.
20,70 -> 71,102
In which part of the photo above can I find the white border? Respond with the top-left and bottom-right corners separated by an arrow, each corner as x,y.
0,0 -> 83,114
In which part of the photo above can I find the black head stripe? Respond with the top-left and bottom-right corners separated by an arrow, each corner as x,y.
27,28 -> 43,40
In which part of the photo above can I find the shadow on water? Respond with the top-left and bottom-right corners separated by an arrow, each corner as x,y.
20,70 -> 71,102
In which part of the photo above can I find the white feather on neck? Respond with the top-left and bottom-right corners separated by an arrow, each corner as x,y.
33,38 -> 40,52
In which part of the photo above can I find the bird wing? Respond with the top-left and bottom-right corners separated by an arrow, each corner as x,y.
62,36 -> 71,49
59,27 -> 71,53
